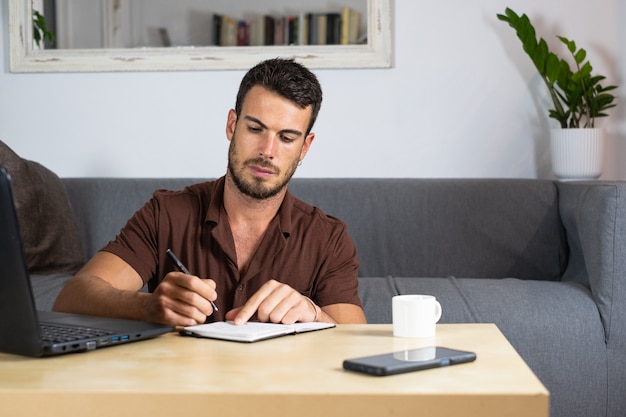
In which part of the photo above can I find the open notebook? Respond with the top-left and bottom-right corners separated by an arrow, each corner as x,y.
180,321 -> 335,343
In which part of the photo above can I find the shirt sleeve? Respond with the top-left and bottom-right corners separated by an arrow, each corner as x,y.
101,195 -> 162,284
312,219 -> 362,308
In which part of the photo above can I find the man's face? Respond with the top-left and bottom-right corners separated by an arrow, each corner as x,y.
226,86 -> 315,200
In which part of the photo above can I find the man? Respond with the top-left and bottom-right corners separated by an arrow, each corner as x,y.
54,58 -> 366,326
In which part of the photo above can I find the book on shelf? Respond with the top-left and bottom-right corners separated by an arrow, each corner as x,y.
341,7 -> 362,45
274,16 -> 285,46
299,11 -> 309,45
249,15 -> 265,46
287,16 -> 298,45
316,14 -> 327,45
211,7 -> 362,47
237,20 -> 250,46
326,13 -> 341,45
212,14 -> 222,46
219,15 -> 238,46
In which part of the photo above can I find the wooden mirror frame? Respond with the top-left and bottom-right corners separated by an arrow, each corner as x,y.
9,0 -> 392,72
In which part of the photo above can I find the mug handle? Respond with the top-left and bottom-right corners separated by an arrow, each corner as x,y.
434,301 -> 442,323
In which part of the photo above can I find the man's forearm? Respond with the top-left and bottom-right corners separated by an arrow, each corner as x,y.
53,275 -> 150,321
320,303 -> 367,324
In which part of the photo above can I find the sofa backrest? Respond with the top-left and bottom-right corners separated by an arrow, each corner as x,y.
288,178 -> 567,280
63,178 -> 567,281
63,178 -> 207,259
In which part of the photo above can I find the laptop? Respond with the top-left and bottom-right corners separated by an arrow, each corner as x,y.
0,167 -> 174,357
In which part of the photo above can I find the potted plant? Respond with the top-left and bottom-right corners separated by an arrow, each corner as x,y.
497,7 -> 617,180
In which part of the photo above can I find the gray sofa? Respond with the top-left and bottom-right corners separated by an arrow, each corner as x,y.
31,177 -> 626,417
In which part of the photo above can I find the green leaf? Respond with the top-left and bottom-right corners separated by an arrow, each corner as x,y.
600,85 -> 618,92
532,40 -> 548,71
545,54 -> 561,82
578,62 -> 593,81
558,36 -> 576,53
574,49 -> 586,65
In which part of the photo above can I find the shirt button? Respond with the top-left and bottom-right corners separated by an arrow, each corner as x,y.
237,285 -> 243,291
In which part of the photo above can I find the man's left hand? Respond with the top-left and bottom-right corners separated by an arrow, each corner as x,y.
224,279 -> 320,325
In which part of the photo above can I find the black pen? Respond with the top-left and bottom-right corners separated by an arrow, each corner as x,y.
166,249 -> 219,313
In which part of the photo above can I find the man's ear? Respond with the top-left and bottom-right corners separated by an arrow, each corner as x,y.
226,109 -> 237,141
299,132 -> 315,161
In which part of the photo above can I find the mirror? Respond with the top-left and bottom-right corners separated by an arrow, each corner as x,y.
9,0 -> 392,72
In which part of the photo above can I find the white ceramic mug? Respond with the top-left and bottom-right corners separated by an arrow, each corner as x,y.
392,294 -> 442,338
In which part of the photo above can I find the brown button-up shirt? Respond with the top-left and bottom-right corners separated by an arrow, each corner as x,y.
102,177 -> 361,321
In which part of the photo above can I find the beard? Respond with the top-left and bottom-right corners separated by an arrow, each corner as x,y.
227,134 -> 300,200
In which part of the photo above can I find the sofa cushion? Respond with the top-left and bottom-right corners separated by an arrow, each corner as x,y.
0,141 -> 84,274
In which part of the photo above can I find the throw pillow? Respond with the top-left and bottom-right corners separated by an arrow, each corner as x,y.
0,141 -> 84,274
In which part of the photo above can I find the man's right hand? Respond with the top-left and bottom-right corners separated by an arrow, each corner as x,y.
148,271 -> 218,326
53,251 -> 217,327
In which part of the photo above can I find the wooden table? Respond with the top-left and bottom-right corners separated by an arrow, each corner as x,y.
0,324 -> 548,417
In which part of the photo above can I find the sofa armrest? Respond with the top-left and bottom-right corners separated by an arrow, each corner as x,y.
558,181 -> 626,350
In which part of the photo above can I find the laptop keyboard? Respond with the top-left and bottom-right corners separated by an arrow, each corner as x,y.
40,323 -> 115,344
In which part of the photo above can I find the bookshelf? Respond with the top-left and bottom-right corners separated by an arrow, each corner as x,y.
210,10 -> 364,48
9,0 -> 392,73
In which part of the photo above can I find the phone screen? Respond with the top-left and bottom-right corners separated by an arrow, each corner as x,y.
343,346 -> 476,376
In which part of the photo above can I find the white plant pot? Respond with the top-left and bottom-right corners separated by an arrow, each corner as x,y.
550,128 -> 604,181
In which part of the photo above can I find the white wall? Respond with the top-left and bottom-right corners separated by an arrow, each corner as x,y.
1,0 -> 624,179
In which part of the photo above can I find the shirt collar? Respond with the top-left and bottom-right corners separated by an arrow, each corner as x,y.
206,176 -> 292,239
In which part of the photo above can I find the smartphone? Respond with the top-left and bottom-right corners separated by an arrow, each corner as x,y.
343,346 -> 476,376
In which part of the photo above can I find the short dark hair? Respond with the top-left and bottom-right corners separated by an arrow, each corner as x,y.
235,58 -> 323,135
